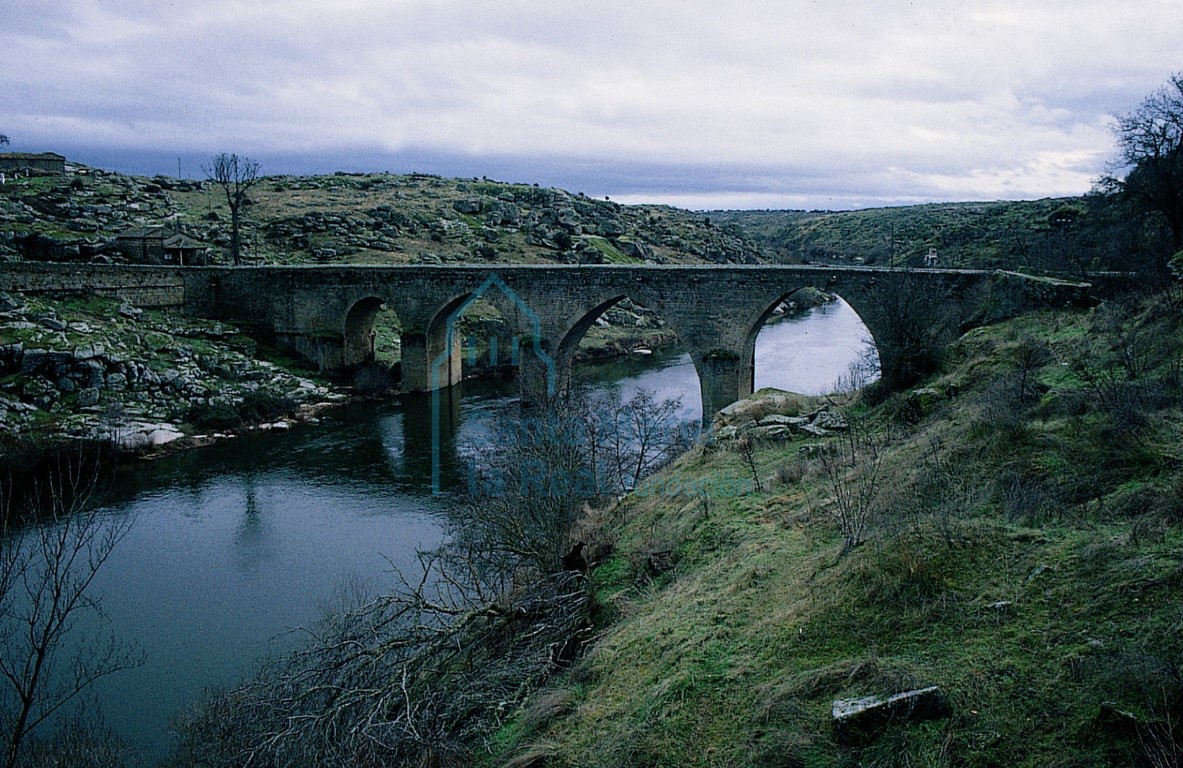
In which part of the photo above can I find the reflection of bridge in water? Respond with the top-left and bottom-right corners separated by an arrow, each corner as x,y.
0,264 -> 1109,422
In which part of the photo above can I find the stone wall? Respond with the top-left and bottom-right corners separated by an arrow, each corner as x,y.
0,263 -> 187,308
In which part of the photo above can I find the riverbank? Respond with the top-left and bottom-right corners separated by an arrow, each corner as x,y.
0,289 -> 349,472
482,289 -> 1183,767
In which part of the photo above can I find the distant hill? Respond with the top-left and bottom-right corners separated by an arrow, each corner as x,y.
712,197 -> 1166,276
0,167 -> 765,266
3,163 -> 1170,276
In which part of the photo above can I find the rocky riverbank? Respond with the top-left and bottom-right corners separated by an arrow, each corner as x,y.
0,290 -> 343,454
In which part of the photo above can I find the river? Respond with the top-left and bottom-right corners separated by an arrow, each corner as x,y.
13,298 -> 876,762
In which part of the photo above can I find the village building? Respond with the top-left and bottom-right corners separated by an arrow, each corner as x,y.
115,226 -> 210,265
0,152 -> 67,176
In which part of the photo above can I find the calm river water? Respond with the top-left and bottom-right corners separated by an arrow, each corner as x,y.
30,298 -> 876,761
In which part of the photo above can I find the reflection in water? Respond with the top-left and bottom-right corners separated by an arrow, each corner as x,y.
233,476 -> 270,570
571,297 -> 879,412
755,298 -> 880,393
33,298 -> 874,761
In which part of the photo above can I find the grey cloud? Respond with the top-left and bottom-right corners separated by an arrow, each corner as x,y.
2,0 -> 1179,208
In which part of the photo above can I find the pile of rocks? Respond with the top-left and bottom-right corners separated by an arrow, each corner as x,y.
0,170 -> 182,262
0,291 -> 338,444
712,390 -> 849,441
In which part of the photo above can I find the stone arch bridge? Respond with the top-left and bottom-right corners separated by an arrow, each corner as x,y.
0,264 -> 1104,421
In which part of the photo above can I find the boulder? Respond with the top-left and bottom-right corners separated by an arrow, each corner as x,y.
811,410 -> 848,431
832,686 -> 949,744
597,219 -> 627,237
0,342 -> 22,373
904,387 -> 943,417
714,425 -> 740,441
76,387 -> 101,408
20,350 -> 73,376
452,198 -> 484,214
716,391 -> 799,425
0,292 -> 24,312
80,359 -> 105,388
758,414 -> 808,428
145,425 -> 184,446
112,422 -> 184,450
748,425 -> 792,441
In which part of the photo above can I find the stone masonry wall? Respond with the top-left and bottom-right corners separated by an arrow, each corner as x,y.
0,263 -> 187,308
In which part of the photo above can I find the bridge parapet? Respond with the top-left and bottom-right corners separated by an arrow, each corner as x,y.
0,263 -> 1119,421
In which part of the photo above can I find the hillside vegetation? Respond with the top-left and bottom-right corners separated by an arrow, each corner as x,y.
714,197 -> 1170,276
4,163 -> 1169,278
6,161 -> 1183,766
0,169 -> 763,266
490,286 -> 1183,768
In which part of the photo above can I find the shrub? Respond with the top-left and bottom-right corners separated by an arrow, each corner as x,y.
186,401 -> 241,430
186,390 -> 297,430
238,390 -> 298,423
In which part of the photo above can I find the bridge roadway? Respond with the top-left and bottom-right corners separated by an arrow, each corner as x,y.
0,263 -> 1102,420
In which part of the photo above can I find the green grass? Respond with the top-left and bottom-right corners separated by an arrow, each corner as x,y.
712,197 -> 1139,273
487,289 -> 1183,768
585,236 -> 637,264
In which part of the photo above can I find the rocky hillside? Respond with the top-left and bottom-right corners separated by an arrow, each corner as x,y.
0,167 -> 766,266
712,196 -> 1163,275
0,290 -> 339,452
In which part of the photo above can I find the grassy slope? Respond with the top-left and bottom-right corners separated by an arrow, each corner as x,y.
493,290 -> 1183,768
712,198 -> 1133,272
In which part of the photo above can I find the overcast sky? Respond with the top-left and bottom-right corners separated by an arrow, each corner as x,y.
2,1 -> 1181,209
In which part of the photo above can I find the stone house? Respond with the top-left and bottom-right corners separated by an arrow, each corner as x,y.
116,226 -> 210,265
0,152 -> 67,175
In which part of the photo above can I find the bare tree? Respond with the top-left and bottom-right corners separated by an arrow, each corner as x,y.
813,416 -> 887,555
585,388 -> 694,495
171,389 -> 694,766
204,153 -> 260,265
0,452 -> 140,768
1104,73 -> 1183,253
734,437 -> 764,493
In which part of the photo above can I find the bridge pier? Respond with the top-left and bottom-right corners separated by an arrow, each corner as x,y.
400,331 -> 463,392
698,351 -> 754,425
276,332 -> 346,372
516,340 -> 567,407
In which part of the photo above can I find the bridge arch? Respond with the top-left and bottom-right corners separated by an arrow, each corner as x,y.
411,276 -> 559,397
398,291 -> 472,392
342,296 -> 389,367
554,292 -> 631,372
554,290 -> 703,417
740,288 -> 880,395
